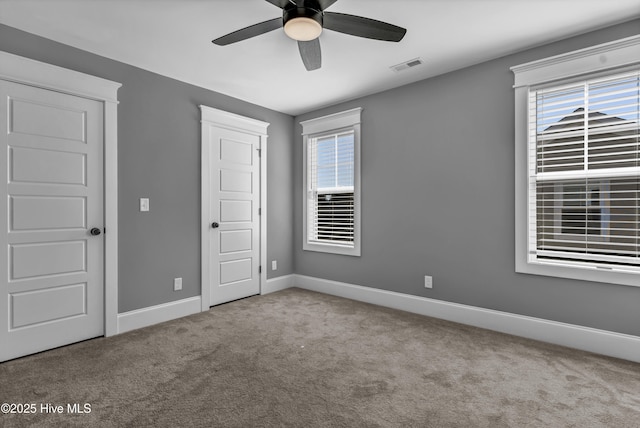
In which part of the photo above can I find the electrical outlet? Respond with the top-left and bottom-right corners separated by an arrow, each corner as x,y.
272,260 -> 277,271
424,275 -> 433,289
174,277 -> 182,291
140,198 -> 149,212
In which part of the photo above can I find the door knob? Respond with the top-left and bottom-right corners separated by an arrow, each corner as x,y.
211,222 -> 219,229
90,227 -> 102,236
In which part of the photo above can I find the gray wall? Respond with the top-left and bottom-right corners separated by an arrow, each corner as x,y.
2,18 -> 639,335
0,24 -> 295,313
293,19 -> 640,336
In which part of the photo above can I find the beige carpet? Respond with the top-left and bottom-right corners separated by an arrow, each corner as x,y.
1,288 -> 639,427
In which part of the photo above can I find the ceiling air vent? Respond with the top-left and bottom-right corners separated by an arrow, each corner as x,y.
390,57 -> 424,73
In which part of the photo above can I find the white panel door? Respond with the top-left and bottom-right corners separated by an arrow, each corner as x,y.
0,80 -> 104,362
209,127 -> 260,306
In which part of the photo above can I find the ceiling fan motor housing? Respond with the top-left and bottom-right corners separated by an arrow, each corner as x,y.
283,2 -> 324,41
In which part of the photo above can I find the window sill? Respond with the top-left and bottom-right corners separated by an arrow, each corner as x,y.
516,257 -> 640,288
303,241 -> 361,257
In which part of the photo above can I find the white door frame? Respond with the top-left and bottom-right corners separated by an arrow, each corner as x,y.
200,105 -> 268,310
0,51 -> 121,336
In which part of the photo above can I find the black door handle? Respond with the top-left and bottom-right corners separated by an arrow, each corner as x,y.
211,222 -> 219,229
90,227 -> 102,236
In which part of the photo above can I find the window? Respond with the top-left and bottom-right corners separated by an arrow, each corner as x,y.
533,72 -> 639,268
301,108 -> 361,256
512,35 -> 640,287
312,131 -> 354,243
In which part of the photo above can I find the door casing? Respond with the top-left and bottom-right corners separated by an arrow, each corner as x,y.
0,51 -> 120,336
200,105 -> 268,310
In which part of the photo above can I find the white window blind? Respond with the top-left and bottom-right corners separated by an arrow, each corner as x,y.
301,107 -> 361,256
529,70 -> 640,271
307,131 -> 355,246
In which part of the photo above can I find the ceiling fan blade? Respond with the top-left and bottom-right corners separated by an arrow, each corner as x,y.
323,12 -> 406,42
298,39 -> 321,71
317,0 -> 338,10
264,0 -> 294,8
212,18 -> 282,46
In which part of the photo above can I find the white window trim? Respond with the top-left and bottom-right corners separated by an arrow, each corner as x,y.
301,108 -> 362,256
511,35 -> 640,287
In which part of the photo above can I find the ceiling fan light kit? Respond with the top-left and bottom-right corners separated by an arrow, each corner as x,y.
212,0 -> 407,71
284,7 -> 323,41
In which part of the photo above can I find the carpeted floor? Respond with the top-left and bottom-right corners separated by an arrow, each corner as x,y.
1,287 -> 639,427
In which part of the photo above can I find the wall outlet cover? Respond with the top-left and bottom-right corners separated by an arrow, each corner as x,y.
140,198 -> 150,212
424,275 -> 433,289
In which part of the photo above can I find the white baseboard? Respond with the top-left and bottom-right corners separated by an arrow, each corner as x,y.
116,274 -> 297,335
263,274 -> 295,295
117,296 -> 202,334
293,274 -> 640,363
113,275 -> 640,362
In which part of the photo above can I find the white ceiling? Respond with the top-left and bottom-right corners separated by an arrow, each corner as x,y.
0,0 -> 639,115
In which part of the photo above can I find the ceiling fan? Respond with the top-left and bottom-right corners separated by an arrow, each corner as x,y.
212,0 -> 407,71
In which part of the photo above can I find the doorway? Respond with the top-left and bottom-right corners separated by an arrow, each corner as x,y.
0,51 -> 120,362
200,106 -> 268,308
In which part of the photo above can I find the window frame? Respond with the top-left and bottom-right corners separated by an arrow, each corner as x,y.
512,35 -> 640,287
301,108 -> 362,256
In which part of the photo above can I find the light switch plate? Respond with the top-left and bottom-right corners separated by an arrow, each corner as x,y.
140,198 -> 149,212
